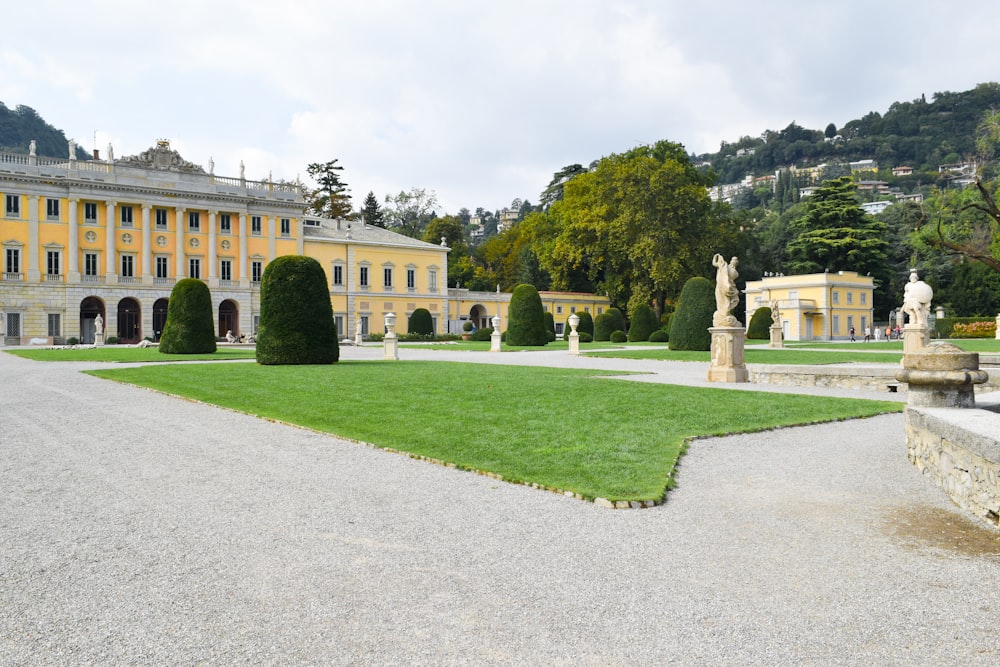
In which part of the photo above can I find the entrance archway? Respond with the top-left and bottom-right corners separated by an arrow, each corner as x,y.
79,297 -> 105,344
469,304 -> 489,330
219,299 -> 238,337
153,298 -> 169,341
117,297 -> 141,343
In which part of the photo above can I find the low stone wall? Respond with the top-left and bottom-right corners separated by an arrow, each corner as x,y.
903,394 -> 1000,526
750,364 -> 1000,394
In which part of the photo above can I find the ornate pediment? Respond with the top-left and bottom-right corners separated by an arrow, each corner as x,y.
120,139 -> 205,174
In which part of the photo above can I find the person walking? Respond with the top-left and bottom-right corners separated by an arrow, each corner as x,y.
864,326 -> 871,342
850,326 -> 856,342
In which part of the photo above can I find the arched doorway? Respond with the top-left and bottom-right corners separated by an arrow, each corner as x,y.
79,297 -> 105,344
153,298 -> 169,342
219,299 -> 238,337
469,304 -> 489,330
117,297 -> 141,343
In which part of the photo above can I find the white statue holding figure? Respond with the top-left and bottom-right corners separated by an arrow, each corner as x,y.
770,300 -> 781,326
901,268 -> 933,328
712,253 -> 740,327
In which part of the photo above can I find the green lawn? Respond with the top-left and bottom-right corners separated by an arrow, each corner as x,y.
5,347 -> 257,363
86,360 -> 901,503
586,347 -> 904,365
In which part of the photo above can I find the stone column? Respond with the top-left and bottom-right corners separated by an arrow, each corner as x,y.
67,197 -> 80,282
769,324 -> 783,349
707,326 -> 749,383
238,212 -> 248,286
896,341 -> 988,408
354,318 -> 363,347
105,200 -> 116,282
27,196 -> 40,282
141,204 -> 152,285
207,210 -> 218,286
267,215 -> 276,262
175,208 -> 186,278
903,324 -> 929,354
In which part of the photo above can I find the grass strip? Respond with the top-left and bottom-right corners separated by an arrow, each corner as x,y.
5,347 -> 257,363
86,360 -> 901,503
585,348 -> 904,365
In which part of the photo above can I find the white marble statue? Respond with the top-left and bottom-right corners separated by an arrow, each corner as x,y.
712,253 -> 740,327
29,140 -> 36,157
239,161 -> 245,179
68,139 -> 77,159
770,300 -> 781,326
94,313 -> 103,336
901,268 -> 933,328
107,143 -> 114,160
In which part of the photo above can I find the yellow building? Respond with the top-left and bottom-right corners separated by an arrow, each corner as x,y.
744,271 -> 875,341
0,140 -> 608,344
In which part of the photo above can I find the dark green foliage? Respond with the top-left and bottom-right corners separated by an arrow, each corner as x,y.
593,312 -> 616,341
408,308 -> 434,336
256,255 -> 338,365
0,103 -> 91,158
669,277 -> 715,351
463,321 -> 474,332
67,337 -> 79,345
471,327 -> 494,341
106,336 -> 119,345
543,311 -> 555,337
648,329 -> 669,343
747,307 -> 773,340
606,308 -> 626,332
627,303 -> 659,342
610,330 -> 627,343
565,311 -> 594,339
579,332 -> 592,343
506,284 -> 548,346
159,278 -> 217,354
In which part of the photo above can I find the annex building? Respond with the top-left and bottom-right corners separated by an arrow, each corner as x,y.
0,140 -> 608,344
744,271 -> 875,341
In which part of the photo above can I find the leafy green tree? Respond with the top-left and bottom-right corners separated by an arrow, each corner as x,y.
306,159 -> 352,219
256,255 -> 338,365
540,164 -> 588,208
627,303 -> 659,342
383,188 -> 439,238
361,191 -> 385,227
668,277 -> 714,351
408,308 -> 434,336
542,140 -> 736,316
786,177 -> 890,288
506,284 -> 548,346
158,278 -> 217,354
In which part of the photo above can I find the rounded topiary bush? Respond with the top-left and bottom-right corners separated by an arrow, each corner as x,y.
668,276 -> 715,351
606,307 -> 626,334
471,327 -> 494,341
747,306 -> 772,340
648,329 -> 669,343
159,278 -> 217,354
507,284 -> 548,346
594,312 -> 616,341
627,303 -> 659,342
579,331 -> 592,343
543,311 -> 555,338
610,330 -> 627,343
256,255 -> 338,365
408,308 -> 434,337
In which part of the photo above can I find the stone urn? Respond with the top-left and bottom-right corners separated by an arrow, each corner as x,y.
895,341 -> 988,408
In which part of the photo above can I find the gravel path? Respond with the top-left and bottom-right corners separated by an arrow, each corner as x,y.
2,348 -> 998,665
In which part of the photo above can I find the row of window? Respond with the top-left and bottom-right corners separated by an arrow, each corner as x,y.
345,265 -> 437,292
831,290 -> 867,306
832,315 -> 869,334
3,195 -> 290,236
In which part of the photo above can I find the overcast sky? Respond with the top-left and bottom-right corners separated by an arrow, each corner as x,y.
3,1 -> 999,215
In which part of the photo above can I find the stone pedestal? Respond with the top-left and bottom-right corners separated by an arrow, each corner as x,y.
95,332 -> 105,346
895,342 -> 988,408
768,325 -> 784,349
383,333 -> 398,360
490,330 -> 502,352
568,331 -> 580,355
902,325 -> 929,354
354,319 -> 363,347
707,326 -> 749,383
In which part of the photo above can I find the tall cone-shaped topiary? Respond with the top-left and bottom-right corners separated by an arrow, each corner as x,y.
747,306 -> 772,340
159,278 -> 217,354
668,276 -> 715,351
408,308 -> 434,336
256,255 -> 339,364
627,303 -> 659,342
506,284 -> 548,346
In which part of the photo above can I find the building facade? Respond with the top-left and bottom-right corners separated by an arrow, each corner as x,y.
0,141 -> 608,344
744,271 -> 875,341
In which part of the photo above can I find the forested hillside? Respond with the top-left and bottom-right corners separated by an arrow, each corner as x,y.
0,102 -> 90,159
699,82 -> 1000,184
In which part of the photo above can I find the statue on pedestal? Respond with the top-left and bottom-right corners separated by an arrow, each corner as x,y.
770,300 -> 781,326
901,269 -> 932,328
712,254 -> 740,327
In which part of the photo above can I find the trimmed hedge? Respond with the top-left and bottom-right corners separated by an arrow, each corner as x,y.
408,308 -> 434,336
507,284 -> 548,346
594,308 -> 626,341
610,330 -> 627,343
648,329 -> 669,343
256,255 -> 339,365
544,311 -> 555,337
934,316 -> 997,339
159,278 -> 217,354
470,327 -> 494,341
627,303 -> 659,342
669,277 -> 715,351
747,307 -> 772,340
